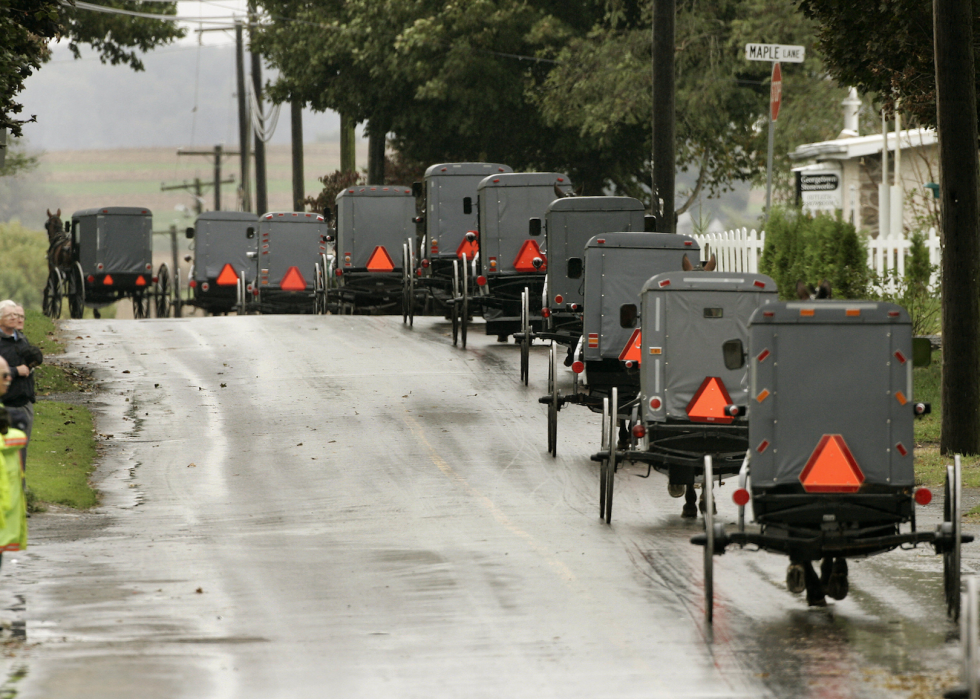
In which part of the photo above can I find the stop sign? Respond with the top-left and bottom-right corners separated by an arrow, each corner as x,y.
770,62 -> 782,121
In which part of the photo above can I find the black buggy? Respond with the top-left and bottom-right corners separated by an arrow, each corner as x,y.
185,211 -> 258,315
594,272 -> 778,524
453,172 -> 573,348
517,196 -> 649,384
543,232 -> 699,458
328,185 -> 415,315
693,301 -> 972,622
240,211 -> 329,315
67,207 -> 171,319
403,162 -> 512,326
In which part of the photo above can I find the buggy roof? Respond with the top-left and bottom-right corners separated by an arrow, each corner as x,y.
336,186 -> 414,201
585,232 -> 697,250
425,162 -> 512,178
260,211 -> 326,225
749,300 -> 909,324
642,271 -> 776,294
73,207 -> 152,218
547,196 -> 645,214
477,172 -> 570,190
195,211 -> 257,223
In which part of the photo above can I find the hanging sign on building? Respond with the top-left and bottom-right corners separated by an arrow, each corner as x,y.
796,164 -> 843,214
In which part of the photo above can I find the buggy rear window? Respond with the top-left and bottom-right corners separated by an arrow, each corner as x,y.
463,197 -> 472,215
704,308 -> 723,318
566,257 -> 582,279
620,304 -> 637,328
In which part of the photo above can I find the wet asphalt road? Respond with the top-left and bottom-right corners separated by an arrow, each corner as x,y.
0,315 -> 974,698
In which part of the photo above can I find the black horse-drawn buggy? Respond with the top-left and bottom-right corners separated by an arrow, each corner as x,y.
184,211 -> 258,316
44,207 -> 172,319
692,301 -> 972,621
328,186 -> 415,315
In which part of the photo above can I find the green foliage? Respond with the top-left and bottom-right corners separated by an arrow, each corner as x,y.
0,221 -> 48,310
30,400 -> 99,509
869,230 -> 941,336
760,207 -> 869,299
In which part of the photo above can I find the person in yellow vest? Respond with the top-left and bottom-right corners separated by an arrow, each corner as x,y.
0,356 -> 27,564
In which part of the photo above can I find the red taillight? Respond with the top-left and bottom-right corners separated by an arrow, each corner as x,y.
541,308 -> 551,318
572,360 -> 584,374
733,488 -> 751,506
189,279 -> 197,288
476,275 -> 487,286
555,294 -> 563,305
252,287 -> 259,296
97,263 -> 104,271
201,282 -> 210,292
631,424 -> 646,438
915,488 -> 932,506
86,275 -> 94,283
335,269 -> 343,277
145,263 -> 152,271
421,259 -> 430,268
152,276 -> 158,284
416,268 -> 422,277
649,397 -> 662,410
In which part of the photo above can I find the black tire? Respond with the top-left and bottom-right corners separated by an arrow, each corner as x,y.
409,268 -> 415,327
548,342 -> 558,457
155,264 -> 171,318
520,289 -> 530,385
944,460 -> 963,620
43,270 -> 62,319
133,293 -> 147,320
599,396 -> 609,520
461,257 -> 469,349
68,263 -> 85,319
704,456 -> 715,625
402,244 -> 409,324
604,387 -> 617,524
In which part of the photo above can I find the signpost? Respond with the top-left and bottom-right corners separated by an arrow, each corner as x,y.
746,43 -> 804,223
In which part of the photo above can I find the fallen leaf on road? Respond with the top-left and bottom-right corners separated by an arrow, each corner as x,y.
220,383 -> 227,387
122,370 -> 130,374
196,588 -> 203,594
188,463 -> 197,468
296,443 -> 303,446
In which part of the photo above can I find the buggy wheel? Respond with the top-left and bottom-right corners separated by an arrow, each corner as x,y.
520,288 -> 530,385
68,262 -> 85,319
402,243 -> 409,324
604,387 -> 618,524
43,269 -> 62,319
599,397 -> 610,519
409,267 -> 415,327
548,342 -> 558,457
132,292 -> 148,319
155,264 -> 171,318
460,254 -> 469,349
451,260 -> 460,346
944,457 -> 963,620
703,455 -> 715,624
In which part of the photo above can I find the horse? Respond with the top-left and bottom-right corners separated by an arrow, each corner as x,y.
45,209 -> 73,273
796,279 -> 832,300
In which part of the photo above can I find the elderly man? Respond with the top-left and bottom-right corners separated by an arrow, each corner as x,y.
0,304 -> 41,465
0,355 -> 28,561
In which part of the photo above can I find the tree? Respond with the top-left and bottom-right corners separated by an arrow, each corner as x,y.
1,0 -> 184,137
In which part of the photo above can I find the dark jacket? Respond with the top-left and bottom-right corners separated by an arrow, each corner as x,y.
0,332 -> 39,408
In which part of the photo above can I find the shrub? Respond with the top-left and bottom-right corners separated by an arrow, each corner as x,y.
0,222 -> 48,310
869,230 -> 940,336
760,207 -> 869,299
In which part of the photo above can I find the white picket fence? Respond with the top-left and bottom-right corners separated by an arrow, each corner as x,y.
693,227 -> 941,291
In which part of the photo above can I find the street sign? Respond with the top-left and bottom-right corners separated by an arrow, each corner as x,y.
770,62 -> 783,121
745,43 -> 805,62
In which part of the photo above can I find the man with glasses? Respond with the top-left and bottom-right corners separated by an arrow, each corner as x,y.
0,304 -> 42,466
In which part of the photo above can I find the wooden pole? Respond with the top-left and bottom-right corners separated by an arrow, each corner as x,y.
291,101 -> 304,211
235,23 -> 251,212
652,0 -> 676,233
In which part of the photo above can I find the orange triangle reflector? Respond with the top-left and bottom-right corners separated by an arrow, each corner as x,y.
216,263 -> 238,286
456,235 -> 479,260
618,328 -> 642,364
280,266 -> 307,291
102,274 -> 114,286
686,377 -> 734,424
800,435 -> 864,493
366,246 -> 395,272
135,275 -> 146,287
513,239 -> 547,272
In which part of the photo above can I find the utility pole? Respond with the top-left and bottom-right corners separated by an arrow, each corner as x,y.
291,100 -> 304,211
651,0 -> 676,233
235,22 -> 251,212
162,175 -> 235,215
366,118 -> 385,185
340,114 -> 356,173
935,0 -> 980,455
176,146 -> 239,211
249,2 -> 268,215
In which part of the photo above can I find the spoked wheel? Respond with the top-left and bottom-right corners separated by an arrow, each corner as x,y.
599,396 -> 610,520
402,243 -> 410,324
154,264 -> 171,318
460,253 -> 469,349
43,269 -> 63,319
451,259 -> 460,346
520,288 -> 531,385
944,455 -> 963,620
68,262 -> 85,319
703,455 -> 715,624
548,341 -> 559,457
409,260 -> 416,327
604,386 -> 618,524
132,292 -> 148,319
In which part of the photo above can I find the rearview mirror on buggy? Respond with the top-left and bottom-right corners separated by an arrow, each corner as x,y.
412,182 -> 423,198
185,227 -> 195,239
722,339 -> 745,370
644,215 -> 658,232
529,217 -> 542,237
246,227 -> 255,239
912,337 -> 932,367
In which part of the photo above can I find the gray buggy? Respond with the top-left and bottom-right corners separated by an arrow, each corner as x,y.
328,186 -> 415,315
453,172 -> 572,348
404,162 -> 512,327
67,207 -> 171,319
542,233 -> 699,457
185,212 -> 258,315
691,301 -> 971,622
517,196 -> 649,384
594,272 -> 777,524
241,211 -> 329,314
